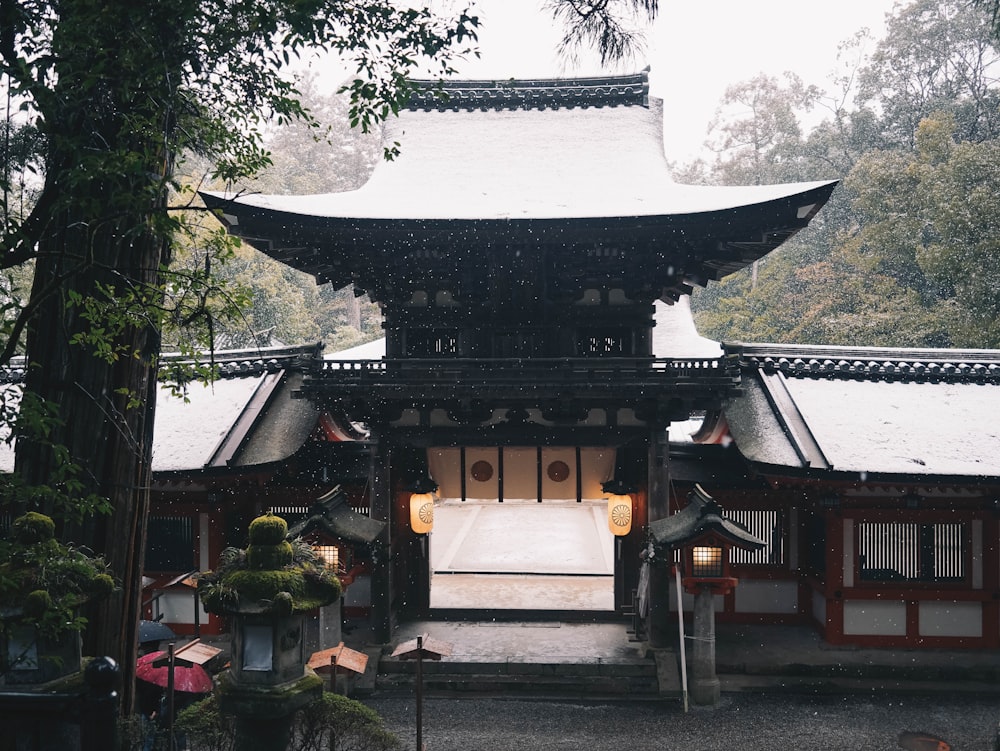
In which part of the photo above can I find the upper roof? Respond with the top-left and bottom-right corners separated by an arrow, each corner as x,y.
209,73 -> 833,222
202,71 -> 837,293
718,343 -> 1000,481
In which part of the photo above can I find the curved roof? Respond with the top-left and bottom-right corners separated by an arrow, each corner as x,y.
210,95 -> 833,222
202,72 -> 837,292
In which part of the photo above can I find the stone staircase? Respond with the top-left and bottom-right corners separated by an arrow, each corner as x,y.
373,648 -> 680,700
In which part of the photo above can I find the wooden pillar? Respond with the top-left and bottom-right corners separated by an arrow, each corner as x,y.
369,432 -> 394,643
646,424 -> 672,648
824,510 -> 846,644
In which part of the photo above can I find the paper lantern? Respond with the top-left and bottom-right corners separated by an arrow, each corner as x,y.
409,492 -> 435,534
607,493 -> 633,536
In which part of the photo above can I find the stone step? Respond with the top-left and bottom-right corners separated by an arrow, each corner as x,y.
375,652 -> 679,700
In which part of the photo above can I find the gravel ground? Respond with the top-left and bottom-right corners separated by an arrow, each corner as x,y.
365,692 -> 999,751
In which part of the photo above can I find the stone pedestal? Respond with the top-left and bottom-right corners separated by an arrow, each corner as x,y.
689,585 -> 720,705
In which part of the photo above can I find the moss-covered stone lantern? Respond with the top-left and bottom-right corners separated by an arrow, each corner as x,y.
0,512 -> 115,687
198,513 -> 341,751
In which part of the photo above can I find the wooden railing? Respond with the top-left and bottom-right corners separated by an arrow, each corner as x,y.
309,355 -> 740,392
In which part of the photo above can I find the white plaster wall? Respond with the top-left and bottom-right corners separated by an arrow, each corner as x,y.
734,580 -> 798,614
918,601 -> 983,638
843,600 -> 906,636
669,588 -> 724,613
811,590 -> 826,626
427,445 -> 615,501
344,575 -> 372,608
154,589 -> 209,625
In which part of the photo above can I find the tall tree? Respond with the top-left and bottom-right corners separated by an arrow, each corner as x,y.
857,0 -> 1000,148
707,72 -> 818,186
1,0 -> 478,708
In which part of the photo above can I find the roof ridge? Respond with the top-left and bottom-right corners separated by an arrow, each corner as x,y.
746,350 -> 1000,384
741,342 -> 1000,362
405,70 -> 649,111
0,343 -> 324,385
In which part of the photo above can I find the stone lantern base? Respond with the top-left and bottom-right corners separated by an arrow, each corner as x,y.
217,668 -> 323,751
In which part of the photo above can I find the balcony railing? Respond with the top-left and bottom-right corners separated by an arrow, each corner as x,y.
302,355 -> 741,401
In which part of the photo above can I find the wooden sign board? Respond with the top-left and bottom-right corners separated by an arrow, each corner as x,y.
151,639 -> 222,668
308,643 -> 368,675
390,633 -> 453,661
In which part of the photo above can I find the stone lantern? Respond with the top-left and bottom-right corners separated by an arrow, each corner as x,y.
0,512 -> 114,687
648,485 -> 765,706
198,513 -> 341,751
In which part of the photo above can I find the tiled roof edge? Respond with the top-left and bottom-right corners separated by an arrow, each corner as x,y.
742,343 -> 1000,384
405,69 -> 649,111
160,342 -> 324,380
0,343 -> 324,384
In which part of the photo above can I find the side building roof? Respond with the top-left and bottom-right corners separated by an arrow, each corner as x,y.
716,343 -> 1000,483
0,344 -> 326,476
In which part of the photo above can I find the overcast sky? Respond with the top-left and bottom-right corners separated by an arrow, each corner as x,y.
428,0 -> 901,161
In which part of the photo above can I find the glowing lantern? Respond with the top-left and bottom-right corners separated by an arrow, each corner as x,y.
602,479 -> 635,537
408,477 -> 438,535
690,545 -> 724,577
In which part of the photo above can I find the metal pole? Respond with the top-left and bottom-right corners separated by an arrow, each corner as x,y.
416,635 -> 424,751
674,565 -> 689,712
167,642 -> 176,751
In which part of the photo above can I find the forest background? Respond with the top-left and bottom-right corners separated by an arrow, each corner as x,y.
176,0 -> 1000,354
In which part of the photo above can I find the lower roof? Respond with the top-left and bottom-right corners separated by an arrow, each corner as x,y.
721,344 -> 1000,481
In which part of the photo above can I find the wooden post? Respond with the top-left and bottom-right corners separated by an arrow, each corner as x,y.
416,635 -> 424,751
370,433 -> 393,643
646,425 -> 672,648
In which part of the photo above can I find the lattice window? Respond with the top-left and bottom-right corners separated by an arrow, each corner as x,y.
407,329 -> 460,356
145,516 -> 193,572
858,521 -> 966,582
727,509 -> 784,565
577,328 -> 631,356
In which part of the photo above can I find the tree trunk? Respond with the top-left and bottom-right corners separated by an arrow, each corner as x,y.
16,174 -> 166,713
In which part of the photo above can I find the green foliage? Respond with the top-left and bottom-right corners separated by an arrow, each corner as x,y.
247,541 -> 295,571
174,696 -> 237,751
172,693 -> 401,751
290,693 -> 402,751
546,0 -> 659,66
199,516 -> 340,614
0,512 -> 116,643
692,1 -> 1000,348
249,514 -> 290,545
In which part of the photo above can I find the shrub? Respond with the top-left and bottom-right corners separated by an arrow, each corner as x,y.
170,692 -> 401,751
290,693 -> 403,751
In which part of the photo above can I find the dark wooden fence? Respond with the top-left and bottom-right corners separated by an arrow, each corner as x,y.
0,657 -> 120,751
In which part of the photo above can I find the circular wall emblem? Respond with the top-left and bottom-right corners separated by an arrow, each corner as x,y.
610,503 -> 631,528
547,460 -> 570,482
470,460 -> 494,482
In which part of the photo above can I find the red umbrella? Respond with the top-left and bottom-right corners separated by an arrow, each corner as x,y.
136,651 -> 213,694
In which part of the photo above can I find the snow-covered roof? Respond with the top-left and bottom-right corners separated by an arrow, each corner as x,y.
208,72 -> 834,222
201,72 -> 837,295
0,345 -> 322,476
153,377 -> 267,471
652,298 -> 724,359
723,344 -> 1000,480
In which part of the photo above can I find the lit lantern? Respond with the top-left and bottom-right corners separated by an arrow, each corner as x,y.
602,479 -> 635,537
690,545 -> 724,578
408,477 -> 438,535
